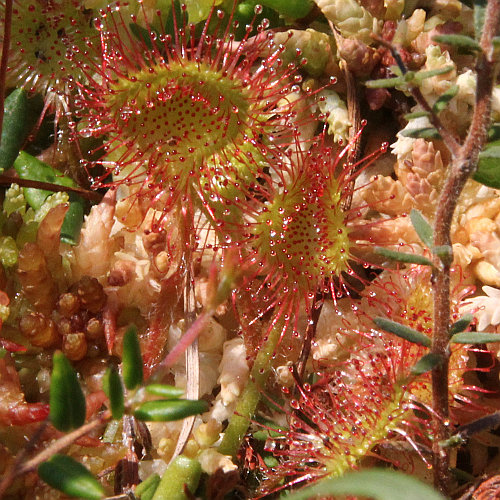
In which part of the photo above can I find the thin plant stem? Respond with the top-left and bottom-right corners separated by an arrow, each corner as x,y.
218,320 -> 284,457
0,0 -> 12,144
0,420 -> 48,499
0,411 -> 110,499
372,34 -> 461,157
0,174 -> 103,202
431,0 -> 500,493
17,410 -> 111,475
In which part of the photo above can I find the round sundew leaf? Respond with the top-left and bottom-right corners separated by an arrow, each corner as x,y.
49,352 -> 86,432
102,367 -> 124,420
38,454 -> 104,500
282,468 -> 446,500
134,399 -> 209,422
0,88 -> 29,172
145,384 -> 185,399
374,317 -> 431,348
122,325 -> 143,390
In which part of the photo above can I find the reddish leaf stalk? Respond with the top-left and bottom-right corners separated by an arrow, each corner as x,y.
0,0 -> 12,143
431,0 -> 500,493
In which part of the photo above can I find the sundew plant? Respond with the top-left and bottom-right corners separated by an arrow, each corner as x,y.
0,1 -> 499,499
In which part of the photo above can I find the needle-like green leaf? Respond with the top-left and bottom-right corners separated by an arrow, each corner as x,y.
38,454 -> 104,500
49,352 -> 86,432
374,317 -> 431,348
134,399 -> 208,422
122,325 -> 143,390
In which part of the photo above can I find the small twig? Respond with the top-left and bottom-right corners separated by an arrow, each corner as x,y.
17,410 -> 111,476
372,34 -> 461,158
330,25 -> 364,212
0,420 -> 48,499
0,0 -> 12,144
295,297 -> 323,381
0,174 -> 103,202
170,257 -> 199,463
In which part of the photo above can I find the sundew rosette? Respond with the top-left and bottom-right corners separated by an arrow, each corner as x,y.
2,0 -> 97,113
71,2 -> 315,229
226,132 -> 387,347
258,267 -> 485,495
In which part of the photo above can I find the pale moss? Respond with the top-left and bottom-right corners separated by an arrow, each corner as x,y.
0,236 -> 18,268
420,45 -> 457,100
317,90 -> 351,143
314,0 -> 379,45
0,304 -> 9,323
4,184 -> 26,217
15,192 -> 69,247
274,29 -> 335,77
34,192 -> 69,223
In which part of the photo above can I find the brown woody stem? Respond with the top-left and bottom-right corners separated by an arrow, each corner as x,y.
431,0 -> 500,493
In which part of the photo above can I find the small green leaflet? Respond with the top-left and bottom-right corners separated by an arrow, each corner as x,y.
449,314 -> 474,336
49,352 -> 86,432
450,331 -> 500,344
282,468 -> 445,500
375,247 -> 434,267
432,85 -> 459,113
135,473 -> 160,500
0,89 -> 29,172
473,141 -> 500,189
102,367 -> 124,420
145,384 -> 185,398
374,317 -> 431,348
401,127 -> 441,139
38,454 -> 104,500
432,34 -> 481,54
411,353 -> 442,375
410,209 -> 433,248
122,325 -> 143,390
152,455 -> 201,500
134,399 -> 208,422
